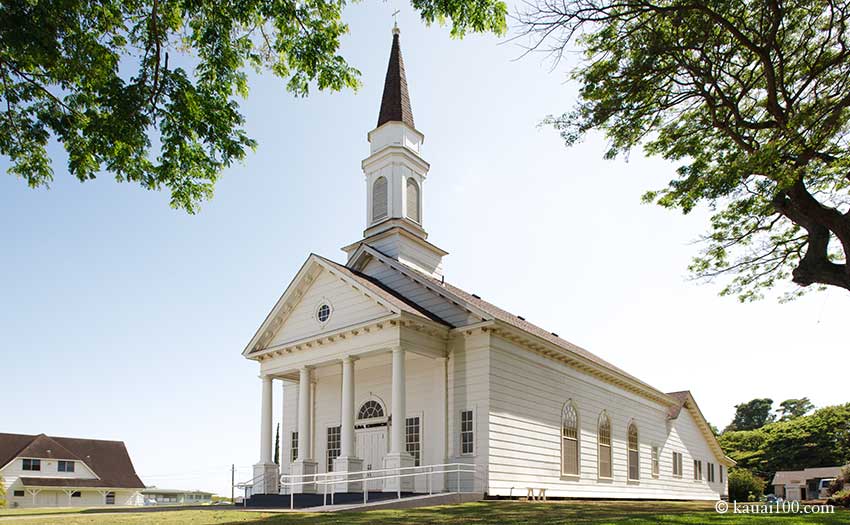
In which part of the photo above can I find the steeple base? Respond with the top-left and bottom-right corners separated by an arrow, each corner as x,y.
343,226 -> 447,279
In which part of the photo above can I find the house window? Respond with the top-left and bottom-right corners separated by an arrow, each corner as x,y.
358,400 -> 385,420
694,460 -> 703,481
22,459 -> 41,471
720,465 -> 724,483
72,491 -> 81,498
406,178 -> 420,223
406,416 -> 421,466
372,176 -> 388,221
627,422 -> 639,481
316,303 -> 331,323
327,426 -> 341,472
708,462 -> 715,483
598,412 -> 612,478
561,401 -> 579,476
105,491 -> 115,504
13,490 -> 25,497
672,452 -> 683,478
291,431 -> 299,462
58,460 -> 75,472
460,410 -> 474,455
651,446 -> 660,478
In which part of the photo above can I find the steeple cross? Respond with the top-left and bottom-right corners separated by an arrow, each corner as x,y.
392,10 -> 400,28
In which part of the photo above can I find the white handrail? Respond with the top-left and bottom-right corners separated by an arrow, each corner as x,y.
277,462 -> 482,510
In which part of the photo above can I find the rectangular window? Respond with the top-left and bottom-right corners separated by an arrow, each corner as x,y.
708,462 -> 715,483
460,410 -> 474,455
58,460 -> 75,472
22,458 -> 41,471
672,452 -> 683,478
13,490 -> 25,497
651,446 -> 660,478
720,465 -> 724,483
406,416 -> 421,467
291,431 -> 299,463
71,491 -> 81,498
326,426 -> 341,472
105,491 -> 115,504
694,460 -> 703,481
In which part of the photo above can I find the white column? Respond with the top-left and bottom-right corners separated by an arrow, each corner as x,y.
260,375 -> 273,464
280,381 -> 288,469
297,366 -> 312,461
340,356 -> 356,457
433,357 -> 448,491
391,347 -> 406,454
384,346 -> 414,492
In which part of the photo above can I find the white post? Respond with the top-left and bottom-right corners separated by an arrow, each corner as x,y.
434,356 -> 448,491
341,357 -> 356,457
391,347 -> 406,455
260,375 -> 273,464
298,367 -> 312,461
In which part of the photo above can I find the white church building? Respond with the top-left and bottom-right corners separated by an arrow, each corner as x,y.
242,26 -> 734,502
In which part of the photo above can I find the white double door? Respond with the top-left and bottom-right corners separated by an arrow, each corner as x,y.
356,426 -> 387,490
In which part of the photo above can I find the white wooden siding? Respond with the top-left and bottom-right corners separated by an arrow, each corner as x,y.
269,268 -> 389,347
487,335 -> 726,500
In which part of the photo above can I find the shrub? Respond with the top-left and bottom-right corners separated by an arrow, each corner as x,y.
827,489 -> 850,507
828,466 -> 850,496
728,468 -> 765,502
0,475 -> 5,508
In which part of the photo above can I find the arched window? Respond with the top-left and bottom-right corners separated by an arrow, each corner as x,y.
561,401 -> 579,476
598,412 -> 612,478
372,177 -> 388,221
406,178 -> 420,223
357,400 -> 385,420
628,422 -> 639,480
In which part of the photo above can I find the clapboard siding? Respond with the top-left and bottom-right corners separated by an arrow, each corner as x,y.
487,335 -> 726,500
269,269 -> 388,347
361,258 -> 478,326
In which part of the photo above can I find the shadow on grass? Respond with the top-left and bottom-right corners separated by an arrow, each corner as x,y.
221,501 -> 850,525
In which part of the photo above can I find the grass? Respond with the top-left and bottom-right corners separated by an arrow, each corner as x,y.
0,500 -> 847,524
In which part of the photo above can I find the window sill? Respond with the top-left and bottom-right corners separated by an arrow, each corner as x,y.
627,479 -> 640,485
597,476 -> 614,483
560,474 -> 580,482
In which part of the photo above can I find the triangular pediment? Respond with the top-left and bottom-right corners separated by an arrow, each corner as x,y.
244,254 -> 420,356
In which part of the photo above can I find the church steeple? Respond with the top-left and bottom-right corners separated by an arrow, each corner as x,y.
342,25 -> 448,279
377,26 -> 415,129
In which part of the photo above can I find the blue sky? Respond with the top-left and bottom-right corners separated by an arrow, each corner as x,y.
2,4 -> 848,496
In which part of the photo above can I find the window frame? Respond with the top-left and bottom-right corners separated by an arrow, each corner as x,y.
58,460 -> 75,473
561,400 -> 580,478
22,458 -> 41,471
405,414 -> 422,467
597,411 -> 613,479
627,421 -> 640,481
105,491 -> 115,505
290,431 -> 299,463
326,425 -> 341,472
13,490 -> 25,497
694,459 -> 703,481
372,176 -> 389,222
720,465 -> 725,484
672,451 -> 683,479
405,177 -> 421,223
460,409 -> 475,456
71,491 -> 81,498
707,462 -> 715,483
651,446 -> 660,478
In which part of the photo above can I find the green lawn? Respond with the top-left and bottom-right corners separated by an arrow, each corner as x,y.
0,501 -> 847,524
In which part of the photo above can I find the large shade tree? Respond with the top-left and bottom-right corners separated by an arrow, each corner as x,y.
0,0 -> 506,212
520,0 -> 850,300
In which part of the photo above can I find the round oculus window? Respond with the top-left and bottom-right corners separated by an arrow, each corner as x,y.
317,303 -> 331,323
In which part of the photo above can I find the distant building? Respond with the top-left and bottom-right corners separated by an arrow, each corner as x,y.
0,433 -> 145,508
141,488 -> 214,505
772,466 -> 847,500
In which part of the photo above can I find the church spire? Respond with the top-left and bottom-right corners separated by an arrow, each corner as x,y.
377,26 -> 414,128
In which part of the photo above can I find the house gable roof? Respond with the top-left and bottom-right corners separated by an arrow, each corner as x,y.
244,253 -> 449,356
665,391 -> 736,467
0,433 -> 144,489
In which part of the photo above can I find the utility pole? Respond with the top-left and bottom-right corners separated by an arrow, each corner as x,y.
231,464 -> 235,504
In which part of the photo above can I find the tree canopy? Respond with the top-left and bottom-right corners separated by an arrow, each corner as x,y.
778,397 -> 815,421
719,403 -> 850,482
0,0 -> 506,212
726,398 -> 776,432
520,0 -> 850,299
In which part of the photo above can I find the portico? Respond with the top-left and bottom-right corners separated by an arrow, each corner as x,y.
252,330 -> 449,495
